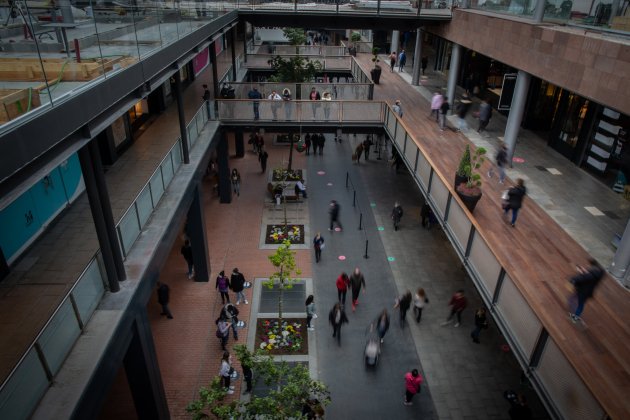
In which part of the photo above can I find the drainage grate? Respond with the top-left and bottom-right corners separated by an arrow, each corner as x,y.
603,210 -> 620,220
534,165 -> 547,171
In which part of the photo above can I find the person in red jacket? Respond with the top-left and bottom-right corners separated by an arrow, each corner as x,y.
336,272 -> 350,305
403,369 -> 423,406
441,289 -> 467,327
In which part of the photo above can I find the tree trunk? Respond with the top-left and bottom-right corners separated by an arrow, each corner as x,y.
278,267 -> 284,322
288,135 -> 294,171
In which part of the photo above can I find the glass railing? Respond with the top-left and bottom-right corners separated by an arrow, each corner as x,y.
217,99 -> 384,123
219,82 -> 372,100
236,0 -> 454,15
0,101 -> 210,419
0,0 -> 229,132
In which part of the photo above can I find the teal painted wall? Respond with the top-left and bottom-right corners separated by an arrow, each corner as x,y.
0,153 -> 84,264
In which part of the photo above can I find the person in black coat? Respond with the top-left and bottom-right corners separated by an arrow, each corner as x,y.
328,200 -> 342,231
157,282 -> 173,319
181,239 -> 194,279
328,303 -> 349,345
220,302 -> 240,340
503,178 -> 526,227
394,290 -> 412,328
569,259 -> 604,322
470,307 -> 488,343
230,267 -> 248,305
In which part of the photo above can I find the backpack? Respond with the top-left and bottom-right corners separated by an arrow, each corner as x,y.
218,276 -> 228,291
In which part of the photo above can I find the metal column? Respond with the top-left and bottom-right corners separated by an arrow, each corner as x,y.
78,146 -> 120,292
210,41 -> 220,113
186,184 -> 210,282
173,71 -> 190,164
217,132 -> 232,204
611,218 -> 630,284
88,140 -> 126,281
230,26 -> 237,81
390,30 -> 400,54
235,130 -> 245,158
446,43 -> 462,115
533,0 -> 545,22
411,28 -> 423,86
503,70 -> 531,162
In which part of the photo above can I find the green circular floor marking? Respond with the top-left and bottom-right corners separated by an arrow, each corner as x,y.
387,257 -> 396,262
377,226 -> 384,231
370,203 -> 376,207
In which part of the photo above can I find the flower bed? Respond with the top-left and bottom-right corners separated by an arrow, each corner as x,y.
272,168 -> 303,182
265,224 -> 304,244
255,318 -> 308,355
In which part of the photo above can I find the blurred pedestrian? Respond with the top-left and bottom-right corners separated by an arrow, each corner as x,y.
329,302 -> 349,345
268,90 -> 282,120
503,178 -> 526,227
430,92 -> 443,122
477,98 -> 492,133
336,272 -> 350,305
328,200 -> 343,231
470,307 -> 488,343
306,295 -> 317,331
216,315 -> 230,351
456,95 -> 472,131
313,232 -> 325,263
363,136 -> 374,159
248,86 -> 262,120
322,91 -> 332,120
309,86 -> 321,117
490,142 -> 508,184
421,55 -> 428,74
403,369 -> 423,406
413,288 -> 429,323
350,267 -> 366,312
394,290 -> 412,328
180,239 -> 194,279
231,267 -> 248,305
157,282 -> 173,319
376,309 -> 390,343
439,100 -> 450,131
389,51 -> 397,72
393,99 -> 403,118
441,289 -> 467,327
354,142 -> 364,164
569,259 -> 604,323
219,351 -> 235,394
231,168 -> 241,196
216,270 -> 231,304
305,133 -> 312,155
221,302 -> 240,340
259,149 -> 268,173
391,202 -> 403,231
398,50 -> 407,72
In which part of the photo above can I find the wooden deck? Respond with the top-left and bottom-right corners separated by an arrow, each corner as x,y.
354,54 -> 630,418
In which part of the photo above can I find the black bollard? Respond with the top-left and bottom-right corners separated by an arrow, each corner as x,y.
353,190 -> 356,207
359,213 -> 363,230
346,172 -> 349,188
364,239 -> 369,259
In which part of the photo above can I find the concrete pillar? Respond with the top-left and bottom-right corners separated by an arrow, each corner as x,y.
446,43 -> 462,115
230,26 -> 237,81
58,0 -> 74,23
78,146 -> 120,292
503,70 -> 531,162
217,133 -> 232,204
390,30 -> 400,54
124,314 -> 169,420
186,184 -> 210,282
533,0 -> 545,22
411,28 -> 423,86
210,41 -> 219,113
611,218 -> 630,283
173,71 -> 190,164
88,140 -> 126,281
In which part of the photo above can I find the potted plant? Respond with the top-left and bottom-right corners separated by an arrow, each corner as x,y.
455,145 -> 487,213
370,47 -> 382,84
454,144 -> 471,188
349,32 -> 361,56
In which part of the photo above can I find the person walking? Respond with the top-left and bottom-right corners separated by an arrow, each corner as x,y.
442,289 -> 467,327
376,309 -> 390,343
313,232 -> 324,263
322,91 -> 332,120
350,267 -> 366,312
336,272 -> 350,305
282,88 -> 292,120
231,168 -> 241,197
328,302 -> 349,345
413,287 -> 429,323
363,136 -> 373,159
394,290 -> 413,328
490,142 -> 509,184
470,307 -> 489,343
393,100 -> 403,118
242,358 -> 253,394
318,133 -> 326,155
230,267 -> 248,305
398,49 -> 407,72
216,315 -> 230,351
439,100 -> 450,131
389,51 -> 397,72
202,84 -> 210,102
421,55 -> 428,74
219,351 -> 235,394
403,369 -> 423,406
216,270 -> 231,304
248,86 -> 262,120
430,92 -> 443,122
456,95 -> 472,132
305,133 -> 312,156
569,259 -> 604,323
328,200 -> 343,231
180,239 -> 194,279
477,98 -> 492,133
503,178 -> 526,227
306,295 -> 317,331
157,282 -> 173,319
259,148 -> 269,174
309,87 -> 321,118
391,202 -> 403,231
354,142 -> 364,164
221,302 -> 240,340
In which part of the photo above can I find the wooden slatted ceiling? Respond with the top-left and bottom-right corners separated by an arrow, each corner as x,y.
354,55 -> 630,419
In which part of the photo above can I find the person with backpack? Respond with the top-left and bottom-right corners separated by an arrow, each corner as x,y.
328,302 -> 349,345
216,316 -> 230,351
216,270 -> 231,304
477,98 -> 493,133
391,202 -> 403,231
403,369 -> 423,406
503,178 -> 527,227
569,259 -> 604,323
230,267 -> 248,305
221,302 -> 240,340
219,351 -> 235,394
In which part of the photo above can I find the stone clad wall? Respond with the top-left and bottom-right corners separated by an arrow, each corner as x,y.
428,10 -> 630,115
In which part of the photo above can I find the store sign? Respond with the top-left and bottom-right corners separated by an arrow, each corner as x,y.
498,73 -> 518,111
192,48 -> 209,77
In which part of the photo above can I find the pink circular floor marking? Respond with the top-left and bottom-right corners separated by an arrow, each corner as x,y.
317,171 -> 326,175
512,157 -> 525,163
338,255 -> 346,261
327,182 -> 333,186
335,227 -> 341,232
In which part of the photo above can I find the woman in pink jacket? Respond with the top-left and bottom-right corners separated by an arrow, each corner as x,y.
430,92 -> 444,122
404,369 -> 423,406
